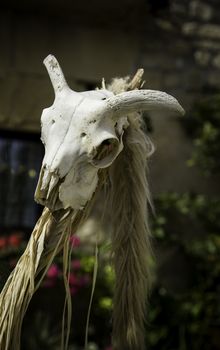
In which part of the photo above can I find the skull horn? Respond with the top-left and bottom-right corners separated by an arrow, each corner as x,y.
105,89 -> 185,116
44,54 -> 70,95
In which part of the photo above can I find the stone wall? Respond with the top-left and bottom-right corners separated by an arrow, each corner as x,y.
0,0 -> 220,194
137,0 -> 220,194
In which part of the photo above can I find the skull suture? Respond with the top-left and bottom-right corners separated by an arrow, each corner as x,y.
35,55 -> 184,211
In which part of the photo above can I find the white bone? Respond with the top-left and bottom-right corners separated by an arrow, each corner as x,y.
44,54 -> 71,95
35,55 -> 184,212
104,89 -> 185,116
79,89 -> 114,100
35,82 -> 127,210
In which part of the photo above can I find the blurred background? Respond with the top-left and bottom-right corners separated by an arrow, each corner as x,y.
0,0 -> 220,349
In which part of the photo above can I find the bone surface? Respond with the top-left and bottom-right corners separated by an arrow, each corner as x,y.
35,54 -> 184,212
0,56 -> 185,350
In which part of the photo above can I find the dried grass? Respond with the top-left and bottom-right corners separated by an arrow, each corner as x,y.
0,184 -> 103,350
0,71 -> 153,350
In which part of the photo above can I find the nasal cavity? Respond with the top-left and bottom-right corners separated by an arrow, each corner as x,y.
93,138 -> 119,168
94,138 -> 118,162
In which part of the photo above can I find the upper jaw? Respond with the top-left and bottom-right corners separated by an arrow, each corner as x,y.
35,166 -> 63,211
35,132 -> 124,211
35,116 -> 128,211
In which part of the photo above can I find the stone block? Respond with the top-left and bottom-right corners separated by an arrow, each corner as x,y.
0,12 -> 11,78
194,50 -> 211,66
164,73 -> 182,89
142,70 -> 163,90
183,22 -> 220,39
0,75 -> 16,125
195,40 -> 220,50
51,25 -> 138,81
0,73 -> 54,132
208,70 -> 220,87
212,54 -> 220,69
189,1 -> 213,21
149,110 -> 217,195
14,15 -> 50,74
142,52 -> 175,71
15,14 -> 138,82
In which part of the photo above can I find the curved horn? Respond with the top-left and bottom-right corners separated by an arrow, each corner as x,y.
105,89 -> 185,116
43,54 -> 70,95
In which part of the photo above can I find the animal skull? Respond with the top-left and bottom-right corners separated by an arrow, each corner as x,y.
35,55 -> 184,211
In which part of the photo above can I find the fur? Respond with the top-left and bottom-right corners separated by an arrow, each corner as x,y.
107,114 -> 153,349
106,77 -> 154,350
0,75 -> 153,350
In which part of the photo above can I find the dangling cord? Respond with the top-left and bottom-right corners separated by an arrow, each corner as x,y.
84,236 -> 99,349
84,172 -> 108,348
61,223 -> 74,350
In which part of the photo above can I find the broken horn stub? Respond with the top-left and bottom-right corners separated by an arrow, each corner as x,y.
104,89 -> 185,116
44,54 -> 71,95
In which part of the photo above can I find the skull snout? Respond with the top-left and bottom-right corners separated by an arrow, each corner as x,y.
35,166 -> 62,210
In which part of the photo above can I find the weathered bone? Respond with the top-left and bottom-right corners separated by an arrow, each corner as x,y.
44,54 -> 71,95
36,55 -> 130,211
36,55 -> 184,213
0,55 -> 185,350
104,89 -> 185,116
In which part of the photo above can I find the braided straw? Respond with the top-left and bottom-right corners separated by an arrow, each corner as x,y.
0,69 -> 154,350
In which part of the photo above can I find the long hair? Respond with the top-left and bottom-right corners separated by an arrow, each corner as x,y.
0,74 -> 154,350
105,76 -> 154,349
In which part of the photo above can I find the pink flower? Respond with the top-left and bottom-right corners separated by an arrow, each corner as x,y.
72,259 -> 81,270
105,346 -> 112,350
8,232 -> 23,247
47,264 -> 59,278
0,236 -> 7,249
69,235 -> 81,248
69,272 -> 78,286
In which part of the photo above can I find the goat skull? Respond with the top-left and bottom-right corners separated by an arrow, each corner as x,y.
35,55 -> 184,211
